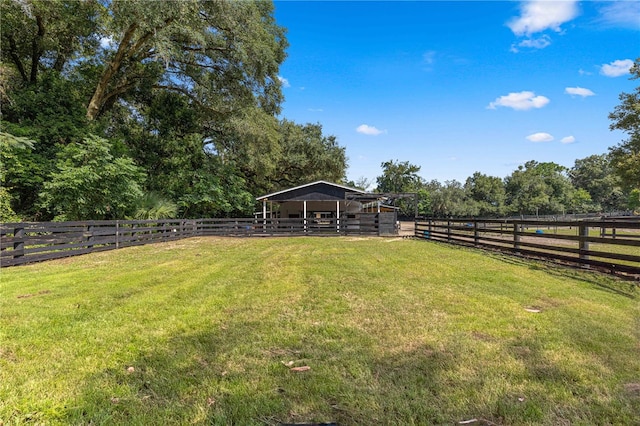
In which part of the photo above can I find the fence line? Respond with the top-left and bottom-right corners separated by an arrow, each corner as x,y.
3,217 -> 639,277
0,216 -> 380,267
415,218 -> 640,278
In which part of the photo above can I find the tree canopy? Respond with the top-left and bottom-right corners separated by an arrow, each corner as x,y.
609,58 -> 640,193
1,0 -> 350,221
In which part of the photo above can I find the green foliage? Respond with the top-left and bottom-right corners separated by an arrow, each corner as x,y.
0,131 -> 45,218
628,188 -> 640,211
426,179 -> 471,217
609,58 -> 640,192
133,193 -> 178,220
569,154 -> 625,212
505,161 -> 575,216
376,160 -> 423,193
464,172 -> 506,217
40,135 -> 145,220
0,187 -> 20,222
269,120 -> 347,193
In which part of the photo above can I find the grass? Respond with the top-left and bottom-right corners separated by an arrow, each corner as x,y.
1,237 -> 639,425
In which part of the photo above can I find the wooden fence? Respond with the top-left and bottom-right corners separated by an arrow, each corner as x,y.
0,216 -> 380,267
415,218 -> 640,277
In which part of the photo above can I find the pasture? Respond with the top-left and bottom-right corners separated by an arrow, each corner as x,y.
1,237 -> 639,425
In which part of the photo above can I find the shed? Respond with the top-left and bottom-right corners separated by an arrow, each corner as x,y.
256,180 -> 367,220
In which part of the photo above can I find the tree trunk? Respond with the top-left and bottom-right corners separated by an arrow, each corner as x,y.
29,15 -> 46,83
86,22 -> 138,120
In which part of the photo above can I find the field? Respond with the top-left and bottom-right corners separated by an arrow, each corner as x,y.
1,237 -> 639,425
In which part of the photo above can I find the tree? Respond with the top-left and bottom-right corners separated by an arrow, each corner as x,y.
85,0 -> 287,120
263,120 -> 347,194
376,160 -> 423,193
569,154 -> 624,212
505,161 -> 575,216
1,0 -> 100,84
0,132 -> 35,221
426,179 -> 470,217
1,0 -> 290,219
464,172 -> 506,217
40,135 -> 145,220
608,58 -> 640,194
345,177 -> 374,191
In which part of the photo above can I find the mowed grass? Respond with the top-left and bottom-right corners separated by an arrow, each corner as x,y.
1,237 -> 639,425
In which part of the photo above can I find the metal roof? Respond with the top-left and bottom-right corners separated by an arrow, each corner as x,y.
256,180 -> 367,201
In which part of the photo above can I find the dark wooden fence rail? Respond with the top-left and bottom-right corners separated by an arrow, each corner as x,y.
415,218 -> 640,277
0,216 -> 380,267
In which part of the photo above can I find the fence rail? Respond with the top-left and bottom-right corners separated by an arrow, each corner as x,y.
0,216 -> 380,267
415,218 -> 640,277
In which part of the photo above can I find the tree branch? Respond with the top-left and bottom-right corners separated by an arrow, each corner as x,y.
7,35 -> 28,82
30,14 -> 46,83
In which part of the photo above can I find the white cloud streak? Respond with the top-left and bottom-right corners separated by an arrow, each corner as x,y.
487,91 -> 550,110
356,124 -> 386,136
518,35 -> 552,50
561,136 -> 576,144
565,87 -> 595,97
600,59 -> 634,77
526,132 -> 554,143
597,2 -> 640,30
507,0 -> 579,36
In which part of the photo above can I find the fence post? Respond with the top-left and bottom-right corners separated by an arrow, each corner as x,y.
13,226 -> 25,260
115,221 -> 120,249
513,222 -> 521,253
474,220 -> 479,246
578,223 -> 590,268
447,220 -> 451,241
86,224 -> 94,250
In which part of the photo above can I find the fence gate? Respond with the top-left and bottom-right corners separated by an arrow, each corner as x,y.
378,212 -> 397,236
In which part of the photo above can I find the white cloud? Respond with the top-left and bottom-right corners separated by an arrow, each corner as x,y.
600,59 -> 634,77
526,132 -> 554,143
578,69 -> 592,76
561,136 -> 576,144
423,50 -> 436,65
356,124 -> 386,136
565,87 -> 595,97
507,0 -> 579,36
487,91 -> 550,110
518,35 -> 552,50
277,76 -> 290,88
597,2 -> 640,30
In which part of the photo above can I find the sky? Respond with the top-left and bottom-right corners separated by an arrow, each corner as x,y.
272,0 -> 640,187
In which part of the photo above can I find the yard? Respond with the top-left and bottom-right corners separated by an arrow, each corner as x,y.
1,237 -> 639,425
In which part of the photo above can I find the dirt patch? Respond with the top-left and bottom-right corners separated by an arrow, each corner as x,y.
471,331 -> 496,342
17,289 -> 51,299
624,383 -> 640,396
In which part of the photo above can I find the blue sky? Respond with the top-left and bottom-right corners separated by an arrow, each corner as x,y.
273,0 -> 639,187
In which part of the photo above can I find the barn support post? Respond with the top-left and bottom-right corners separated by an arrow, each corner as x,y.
336,200 -> 340,233
263,199 -> 267,232
303,200 -> 307,233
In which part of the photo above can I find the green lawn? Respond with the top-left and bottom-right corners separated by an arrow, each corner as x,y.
1,237 -> 639,425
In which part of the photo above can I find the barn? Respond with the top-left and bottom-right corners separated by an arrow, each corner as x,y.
255,181 -> 399,235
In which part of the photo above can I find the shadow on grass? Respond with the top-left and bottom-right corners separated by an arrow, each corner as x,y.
61,325 -> 473,424
486,251 -> 637,299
